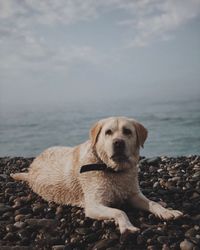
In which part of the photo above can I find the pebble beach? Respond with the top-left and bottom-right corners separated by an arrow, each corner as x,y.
0,156 -> 200,250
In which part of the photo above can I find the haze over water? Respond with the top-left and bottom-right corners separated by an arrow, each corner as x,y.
0,97 -> 199,157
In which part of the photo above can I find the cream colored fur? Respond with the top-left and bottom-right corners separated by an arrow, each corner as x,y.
11,117 -> 183,236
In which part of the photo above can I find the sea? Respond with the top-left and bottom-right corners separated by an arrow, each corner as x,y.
0,98 -> 200,157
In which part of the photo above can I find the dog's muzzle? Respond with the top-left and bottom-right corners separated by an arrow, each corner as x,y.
111,139 -> 128,162
113,139 -> 125,152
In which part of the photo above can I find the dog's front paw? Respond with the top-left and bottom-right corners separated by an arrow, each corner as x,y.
150,201 -> 183,220
120,223 -> 140,235
121,225 -> 140,234
162,209 -> 183,220
120,225 -> 140,243
155,207 -> 183,220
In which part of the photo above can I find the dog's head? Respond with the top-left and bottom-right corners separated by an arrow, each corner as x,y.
90,117 -> 148,171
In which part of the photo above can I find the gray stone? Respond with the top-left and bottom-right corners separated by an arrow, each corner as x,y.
75,227 -> 92,235
52,246 -> 65,250
5,224 -> 15,232
92,238 -> 118,250
14,214 -> 25,222
14,221 -> 26,229
25,218 -> 57,229
0,204 -> 12,215
146,157 -> 160,166
180,239 -> 195,250
3,232 -> 17,241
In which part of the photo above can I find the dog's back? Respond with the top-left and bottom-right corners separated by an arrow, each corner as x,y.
11,146 -> 84,206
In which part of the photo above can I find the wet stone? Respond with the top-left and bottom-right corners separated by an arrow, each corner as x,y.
85,231 -> 102,243
52,245 -> 66,250
0,174 -> 7,180
0,204 -> 13,215
137,234 -> 146,245
92,238 -> 118,250
75,227 -> 92,235
185,228 -> 196,238
147,246 -> 157,250
192,172 -> 200,180
32,203 -> 45,214
56,206 -> 63,215
157,236 -> 169,244
2,211 -> 13,219
146,157 -> 160,166
0,156 -> 200,249
15,207 -> 32,215
180,239 -> 195,250
5,224 -> 15,232
5,182 -> 16,188
12,200 -> 23,209
3,232 -> 17,241
14,221 -> 26,229
25,218 -> 57,229
14,214 -> 25,222
141,228 -> 155,237
17,229 -> 30,240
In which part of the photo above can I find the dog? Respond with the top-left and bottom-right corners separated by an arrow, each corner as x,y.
11,117 -> 183,236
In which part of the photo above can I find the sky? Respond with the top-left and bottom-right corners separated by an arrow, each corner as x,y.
0,0 -> 200,109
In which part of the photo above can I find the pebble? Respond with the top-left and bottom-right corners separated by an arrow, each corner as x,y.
12,200 -> 22,209
92,221 -> 102,230
14,221 -> 26,229
192,172 -> 200,180
5,224 -> 15,232
0,174 -> 7,180
85,232 -> 101,243
52,246 -> 66,250
0,204 -> 12,215
157,236 -> 169,244
32,203 -> 45,214
92,238 -> 118,250
146,157 -> 160,166
185,228 -> 196,238
5,182 -> 16,188
180,239 -> 195,250
25,218 -> 57,229
147,246 -> 157,250
2,211 -> 13,219
141,228 -> 155,237
75,227 -> 92,235
14,214 -> 25,222
0,156 -> 200,249
3,232 -> 17,241
162,244 -> 170,250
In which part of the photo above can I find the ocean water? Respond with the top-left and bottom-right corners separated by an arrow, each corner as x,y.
0,98 -> 199,157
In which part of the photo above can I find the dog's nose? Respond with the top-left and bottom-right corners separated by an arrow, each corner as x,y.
113,139 -> 125,151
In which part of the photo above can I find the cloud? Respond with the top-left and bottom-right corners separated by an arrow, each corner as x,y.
0,0 -> 200,74
0,0 -> 200,48
0,0 -> 98,26
0,0 -> 109,78
117,0 -> 200,47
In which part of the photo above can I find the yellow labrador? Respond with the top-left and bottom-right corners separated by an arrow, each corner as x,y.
11,117 -> 182,236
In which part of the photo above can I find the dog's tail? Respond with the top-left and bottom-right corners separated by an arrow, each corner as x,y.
10,172 -> 29,182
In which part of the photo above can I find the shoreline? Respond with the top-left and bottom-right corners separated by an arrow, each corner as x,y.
0,156 -> 199,249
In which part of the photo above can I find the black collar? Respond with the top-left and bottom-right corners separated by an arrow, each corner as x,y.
80,163 -> 124,174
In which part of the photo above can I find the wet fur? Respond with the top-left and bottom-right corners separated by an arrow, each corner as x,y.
11,117 -> 183,235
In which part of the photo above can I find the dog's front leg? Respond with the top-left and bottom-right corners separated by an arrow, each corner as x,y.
130,192 -> 183,220
85,202 -> 140,235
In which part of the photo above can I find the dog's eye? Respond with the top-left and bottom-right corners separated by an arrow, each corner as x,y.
123,128 -> 132,136
105,129 -> 113,135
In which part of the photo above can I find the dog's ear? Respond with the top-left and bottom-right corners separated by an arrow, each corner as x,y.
130,119 -> 148,148
90,121 -> 103,147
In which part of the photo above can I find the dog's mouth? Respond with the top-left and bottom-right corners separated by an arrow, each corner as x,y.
111,154 -> 128,163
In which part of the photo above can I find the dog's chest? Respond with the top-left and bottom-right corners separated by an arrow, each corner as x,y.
95,172 -> 138,205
